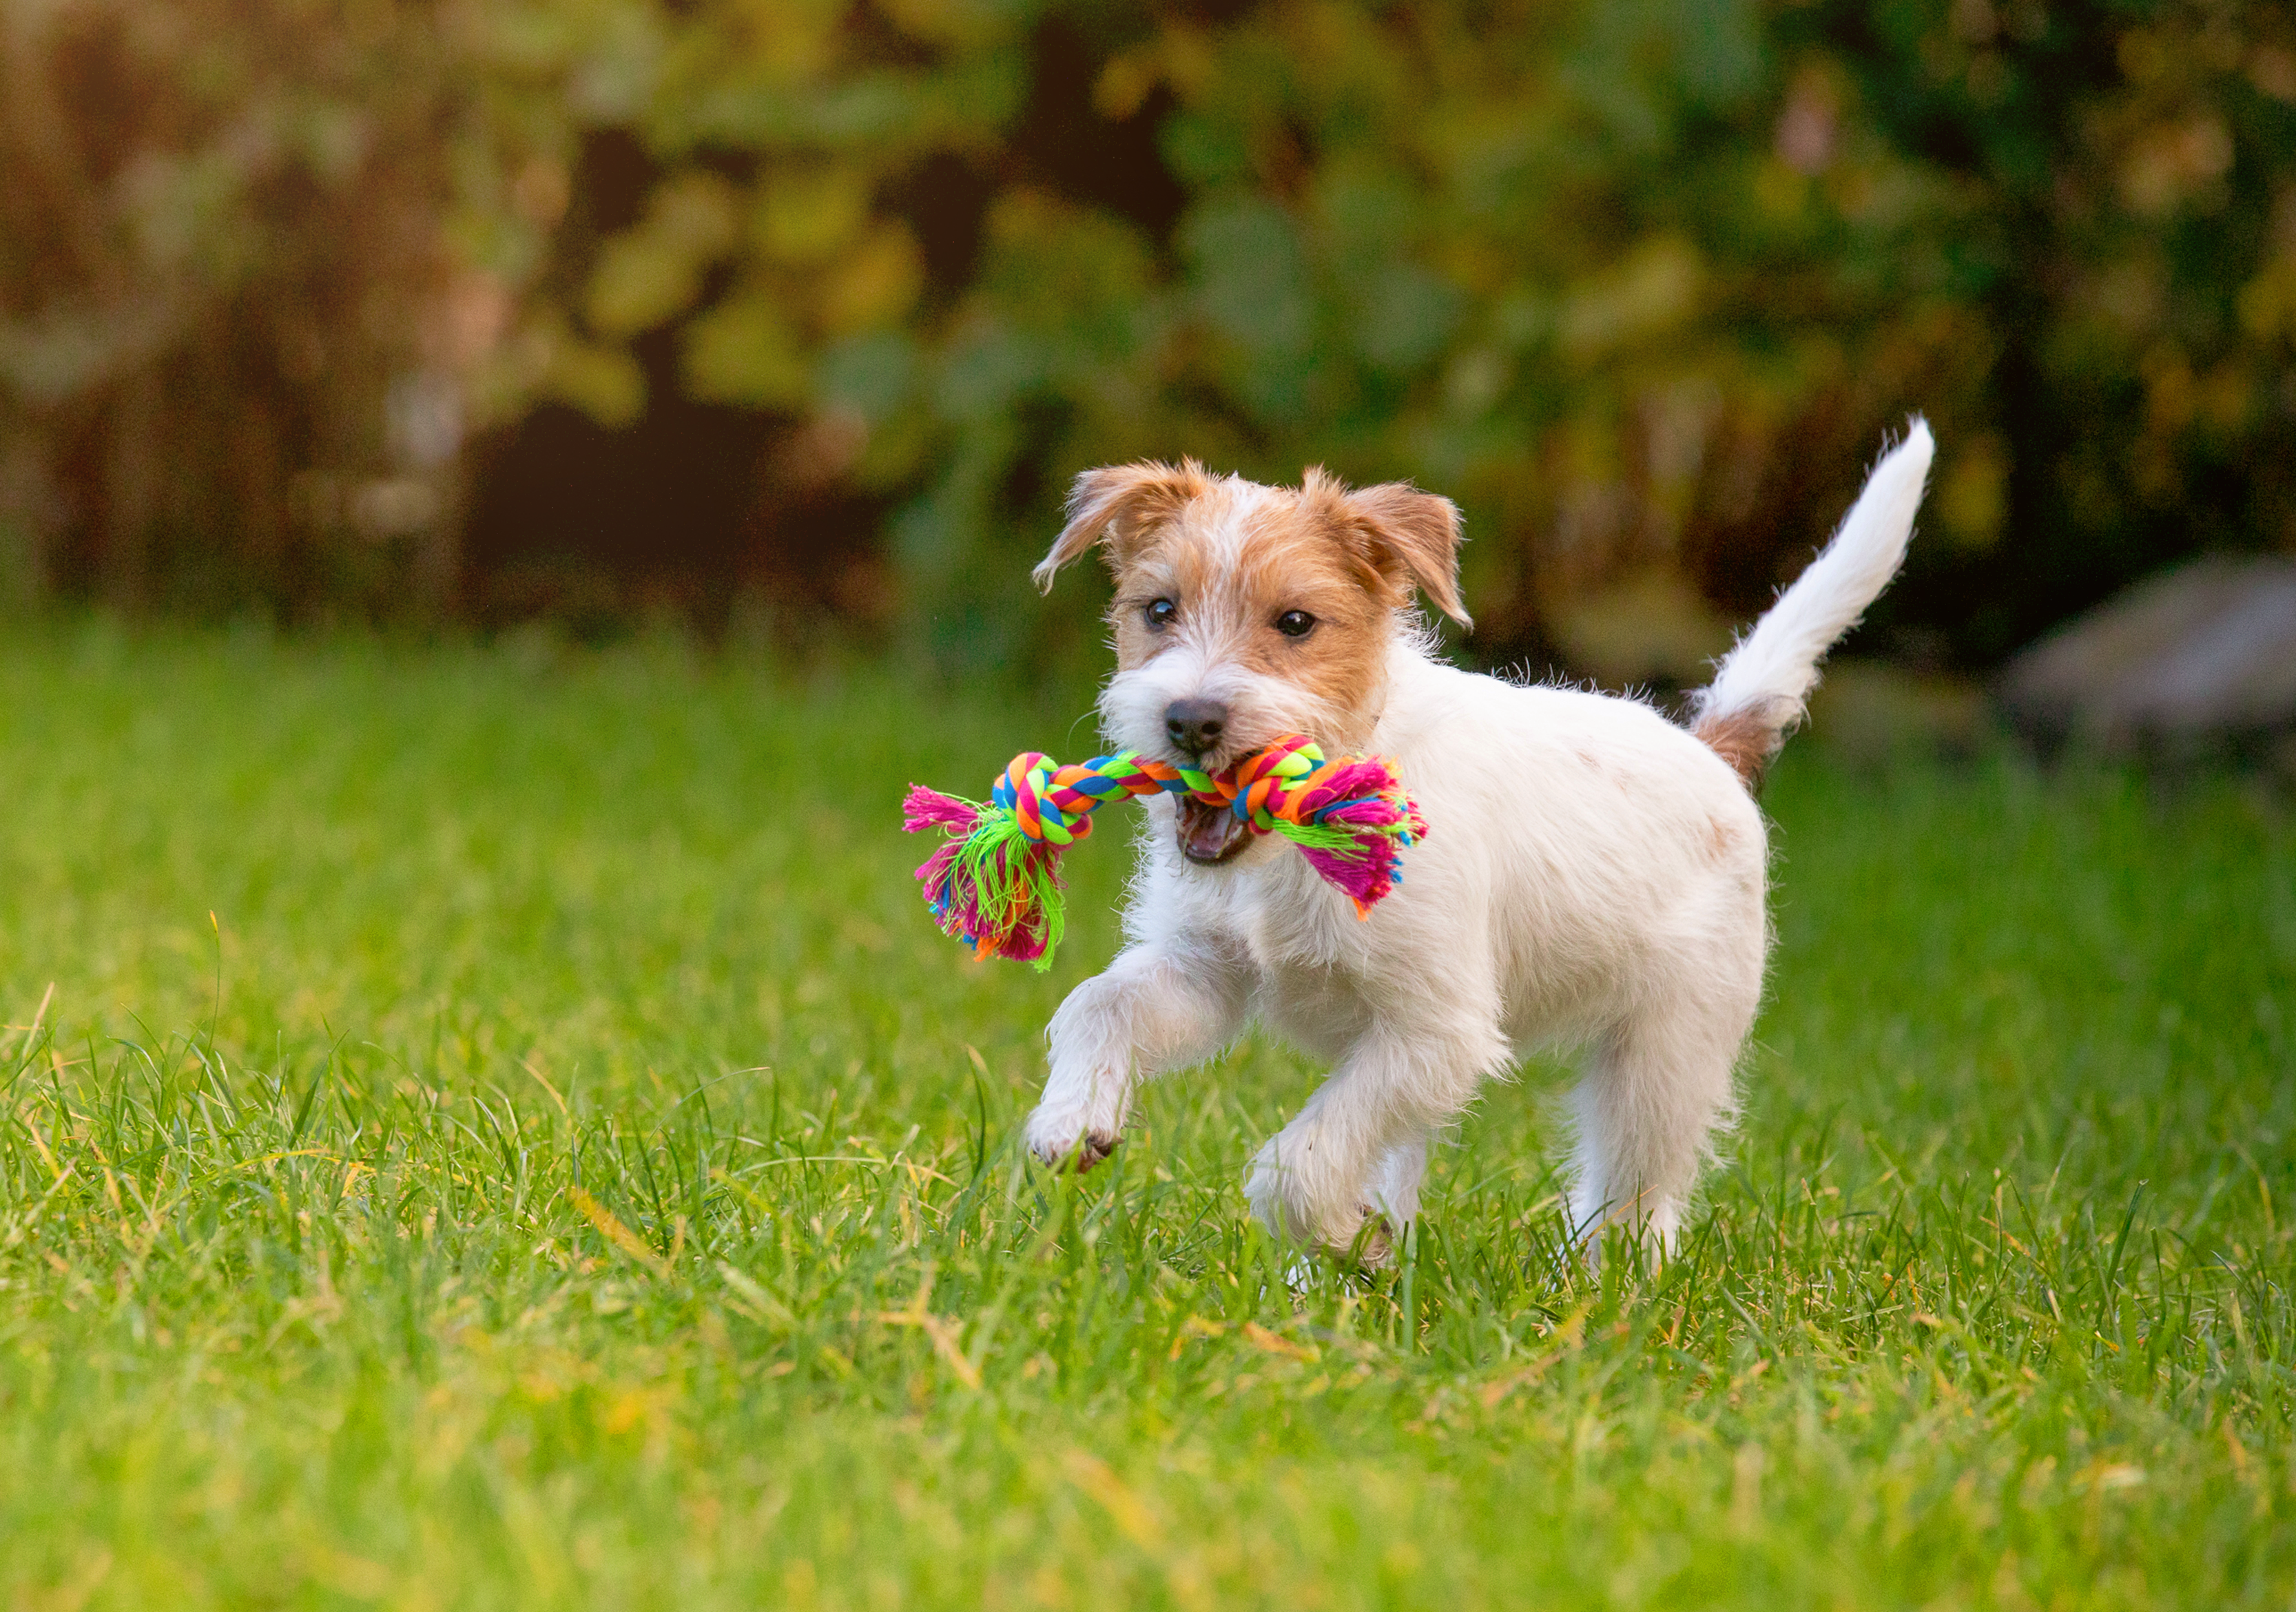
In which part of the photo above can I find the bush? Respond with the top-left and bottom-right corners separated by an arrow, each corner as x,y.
1,0 -> 525,611
3,0 -> 2291,674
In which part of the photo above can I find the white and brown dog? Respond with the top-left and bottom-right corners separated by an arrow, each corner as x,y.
1022,422 -> 1934,1259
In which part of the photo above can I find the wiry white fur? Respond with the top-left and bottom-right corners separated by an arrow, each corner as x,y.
1694,419 -> 1934,734
1023,426 -> 1933,1259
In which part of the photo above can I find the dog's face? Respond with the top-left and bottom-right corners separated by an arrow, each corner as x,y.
1034,461 -> 1468,865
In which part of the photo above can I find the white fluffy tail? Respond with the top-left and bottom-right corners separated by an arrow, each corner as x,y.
1691,417 -> 1934,785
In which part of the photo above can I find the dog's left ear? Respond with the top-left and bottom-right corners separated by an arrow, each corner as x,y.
1345,482 -> 1471,627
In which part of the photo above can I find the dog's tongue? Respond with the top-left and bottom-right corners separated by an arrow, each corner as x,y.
1179,797 -> 1248,862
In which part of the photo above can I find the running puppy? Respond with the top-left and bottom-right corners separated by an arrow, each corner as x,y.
1024,422 -> 1934,1259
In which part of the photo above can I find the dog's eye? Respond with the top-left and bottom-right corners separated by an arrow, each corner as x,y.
1274,610 -> 1316,639
1144,597 -> 1177,630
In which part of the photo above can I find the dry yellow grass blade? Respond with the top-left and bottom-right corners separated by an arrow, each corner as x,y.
568,1185 -> 671,1278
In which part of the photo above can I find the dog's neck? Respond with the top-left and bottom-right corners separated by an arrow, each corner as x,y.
1344,624 -> 1443,754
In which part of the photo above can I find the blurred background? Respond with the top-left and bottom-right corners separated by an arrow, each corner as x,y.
2,0 -> 2293,694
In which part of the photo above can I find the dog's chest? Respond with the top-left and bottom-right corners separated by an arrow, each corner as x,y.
1251,954 -> 1376,1060
1208,855 -> 1384,1055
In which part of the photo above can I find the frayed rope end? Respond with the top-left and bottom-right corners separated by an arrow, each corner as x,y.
902,785 -> 1068,970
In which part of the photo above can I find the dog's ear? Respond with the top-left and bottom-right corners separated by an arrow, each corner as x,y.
1033,461 -> 1205,592
1343,481 -> 1471,627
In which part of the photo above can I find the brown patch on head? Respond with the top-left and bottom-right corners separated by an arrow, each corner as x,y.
1090,476 -> 1399,749
1131,467 -> 1469,743
1692,703 -> 1790,791
1223,481 -> 1401,736
1053,462 -> 1472,774
1037,462 -> 1468,626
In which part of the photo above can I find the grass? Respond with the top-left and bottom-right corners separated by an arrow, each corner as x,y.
0,619 -> 2289,1609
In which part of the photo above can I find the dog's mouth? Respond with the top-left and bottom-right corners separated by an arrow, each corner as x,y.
1177,795 -> 1250,865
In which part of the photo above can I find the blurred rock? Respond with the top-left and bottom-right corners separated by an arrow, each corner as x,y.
1997,557 -> 2296,756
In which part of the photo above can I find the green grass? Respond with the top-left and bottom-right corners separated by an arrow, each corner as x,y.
0,620 -> 2290,1609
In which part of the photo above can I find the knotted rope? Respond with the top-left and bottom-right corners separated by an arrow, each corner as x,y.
902,734 -> 1425,968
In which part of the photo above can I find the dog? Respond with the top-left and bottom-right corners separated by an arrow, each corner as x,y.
1020,422 -> 1934,1260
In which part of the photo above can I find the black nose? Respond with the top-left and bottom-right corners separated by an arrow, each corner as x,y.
1164,698 -> 1228,758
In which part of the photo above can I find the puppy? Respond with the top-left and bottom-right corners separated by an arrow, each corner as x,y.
1022,422 -> 1934,1259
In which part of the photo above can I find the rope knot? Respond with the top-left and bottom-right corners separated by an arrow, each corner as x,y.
904,734 -> 1425,969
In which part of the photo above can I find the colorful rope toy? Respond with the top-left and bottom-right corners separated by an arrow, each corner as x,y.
902,735 -> 1427,969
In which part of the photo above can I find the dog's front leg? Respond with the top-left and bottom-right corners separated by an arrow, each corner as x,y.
1024,940 -> 1250,1170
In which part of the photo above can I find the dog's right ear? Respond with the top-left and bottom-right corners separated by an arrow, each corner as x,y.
1032,460 -> 1206,592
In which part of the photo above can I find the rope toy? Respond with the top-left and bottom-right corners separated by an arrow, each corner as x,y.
902,735 -> 1426,969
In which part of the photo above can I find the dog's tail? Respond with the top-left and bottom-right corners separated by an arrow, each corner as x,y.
1688,418 -> 1934,787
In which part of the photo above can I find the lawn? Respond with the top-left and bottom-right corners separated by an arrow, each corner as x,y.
0,621 -> 2288,1609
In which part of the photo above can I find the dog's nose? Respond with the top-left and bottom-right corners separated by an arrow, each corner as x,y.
1164,698 -> 1228,758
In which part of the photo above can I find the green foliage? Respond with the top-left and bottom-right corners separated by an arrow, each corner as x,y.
3,1 -> 2293,659
0,0 -> 583,607
0,623 -> 2290,1604
563,0 -> 2296,666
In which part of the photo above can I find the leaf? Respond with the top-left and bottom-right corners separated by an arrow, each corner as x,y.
585,174 -> 742,336
1181,196 -> 1313,359
1352,264 -> 1465,375
1558,237 -> 1705,359
541,335 -> 646,428
755,167 -> 871,265
818,223 -> 924,335
682,290 -> 809,407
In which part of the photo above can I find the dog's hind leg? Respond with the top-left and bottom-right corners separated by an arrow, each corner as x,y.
1562,996 -> 1750,1256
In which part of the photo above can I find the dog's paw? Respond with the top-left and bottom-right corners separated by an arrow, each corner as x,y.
1053,1131 -> 1120,1172
1024,1108 -> 1120,1173
1336,1206 -> 1396,1268
1247,1181 -> 1398,1268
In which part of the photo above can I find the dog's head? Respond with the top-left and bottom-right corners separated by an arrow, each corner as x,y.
1034,459 -> 1467,865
